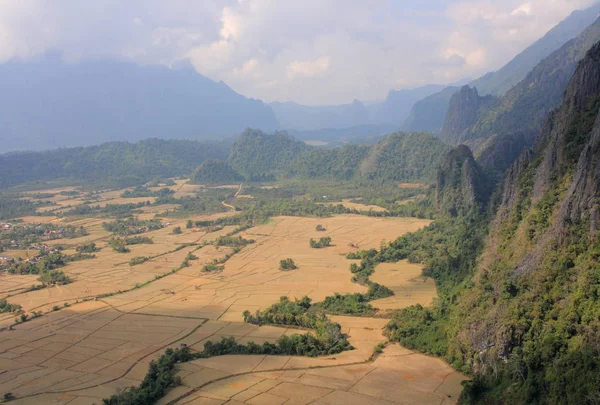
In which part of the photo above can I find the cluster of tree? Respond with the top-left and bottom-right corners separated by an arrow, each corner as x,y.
242,297 -> 352,356
1,223 -> 88,249
243,296 -> 315,327
129,256 -> 149,266
0,138 -> 230,189
108,238 -> 130,253
76,242 -> 98,253
318,293 -> 375,315
0,299 -> 22,313
203,263 -> 223,272
158,189 -> 234,217
309,236 -> 331,248
38,269 -> 72,286
279,258 -> 297,270
6,250 -> 93,276
101,346 -> 194,405
59,201 -> 148,218
102,217 -> 162,236
121,185 -> 175,198
148,178 -> 177,187
315,224 -> 326,231
65,252 -> 96,262
0,194 -> 46,220
181,251 -> 198,268
124,236 -> 153,245
200,329 -> 352,358
215,235 -> 255,247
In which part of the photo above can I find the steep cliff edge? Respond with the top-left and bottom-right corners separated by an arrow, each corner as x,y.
454,41 -> 600,404
439,17 -> 600,184
434,145 -> 490,215
441,86 -> 495,144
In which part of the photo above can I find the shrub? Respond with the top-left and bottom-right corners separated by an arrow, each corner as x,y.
38,270 -> 72,286
76,242 -> 98,253
279,258 -> 297,270
109,238 -> 130,253
309,236 -> 332,248
215,235 -> 255,247
129,256 -> 149,266
124,236 -> 153,245
203,263 -> 223,272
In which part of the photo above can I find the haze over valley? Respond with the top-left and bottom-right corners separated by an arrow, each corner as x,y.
1,2 -> 600,405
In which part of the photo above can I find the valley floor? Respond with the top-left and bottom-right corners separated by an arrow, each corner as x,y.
0,185 -> 465,404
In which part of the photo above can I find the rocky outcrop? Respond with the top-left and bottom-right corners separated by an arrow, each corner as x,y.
435,145 -> 490,215
402,86 -> 459,134
442,17 -> 600,176
475,132 -> 531,179
441,86 -> 495,145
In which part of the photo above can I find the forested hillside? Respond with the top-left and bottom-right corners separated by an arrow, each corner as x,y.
385,40 -> 600,404
228,129 -> 450,183
0,139 -> 230,188
190,159 -> 243,185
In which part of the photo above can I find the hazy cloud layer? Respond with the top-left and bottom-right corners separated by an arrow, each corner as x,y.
0,0 -> 595,104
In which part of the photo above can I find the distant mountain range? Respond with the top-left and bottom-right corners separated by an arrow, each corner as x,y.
270,84 -> 445,131
0,56 -> 278,152
0,3 -> 598,153
403,2 -> 600,134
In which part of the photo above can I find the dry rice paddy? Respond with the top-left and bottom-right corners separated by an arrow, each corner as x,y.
0,198 -> 465,404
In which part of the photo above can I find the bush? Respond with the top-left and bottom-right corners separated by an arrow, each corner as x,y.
215,235 -> 255,247
172,226 -> 182,235
309,236 -> 332,248
38,270 -> 72,286
279,258 -> 297,270
203,263 -> 223,272
129,256 -> 149,266
316,224 -> 326,231
109,238 -> 130,253
76,242 -> 98,253
318,293 -> 375,315
0,299 -> 21,314
124,236 -> 153,245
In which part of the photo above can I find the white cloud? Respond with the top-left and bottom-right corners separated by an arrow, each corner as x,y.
287,56 -> 330,79
0,0 -> 595,104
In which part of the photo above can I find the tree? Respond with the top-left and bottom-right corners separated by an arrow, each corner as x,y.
309,236 -> 332,248
279,258 -> 297,270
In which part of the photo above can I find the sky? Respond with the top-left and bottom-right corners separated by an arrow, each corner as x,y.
0,0 -> 596,105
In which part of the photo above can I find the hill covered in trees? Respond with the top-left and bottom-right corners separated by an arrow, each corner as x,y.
190,160 -> 243,185
227,129 -> 450,183
383,40 -> 600,404
0,139 -> 229,188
